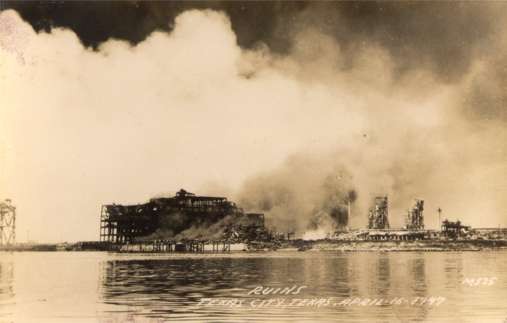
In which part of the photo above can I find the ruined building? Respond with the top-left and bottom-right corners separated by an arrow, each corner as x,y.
0,199 -> 16,245
223,213 -> 270,242
368,196 -> 390,229
441,219 -> 470,239
100,189 -> 265,243
405,199 -> 424,230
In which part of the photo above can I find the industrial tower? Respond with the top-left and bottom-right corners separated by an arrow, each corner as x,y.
405,199 -> 425,230
0,199 -> 16,245
368,196 -> 390,229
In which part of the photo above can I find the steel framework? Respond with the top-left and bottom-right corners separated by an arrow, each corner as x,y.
0,199 -> 16,245
368,196 -> 390,229
100,189 -> 241,243
406,199 -> 425,230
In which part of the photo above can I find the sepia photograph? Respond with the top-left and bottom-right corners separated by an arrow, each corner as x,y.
0,1 -> 506,322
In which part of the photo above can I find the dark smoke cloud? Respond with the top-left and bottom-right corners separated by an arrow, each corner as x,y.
2,2 -> 503,80
283,2 -> 502,82
1,4 -> 505,242
4,1 -> 505,123
1,1 -> 304,50
236,154 -> 357,236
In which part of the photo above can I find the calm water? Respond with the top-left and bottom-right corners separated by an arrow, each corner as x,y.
0,251 -> 506,322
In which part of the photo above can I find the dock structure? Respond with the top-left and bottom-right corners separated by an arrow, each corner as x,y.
118,240 -> 232,253
363,229 -> 426,241
472,228 -> 507,240
0,199 -> 16,246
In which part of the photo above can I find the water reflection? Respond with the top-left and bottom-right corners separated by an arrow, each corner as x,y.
0,251 -> 506,322
407,254 -> 428,321
0,259 -> 14,309
99,257 -> 272,321
97,253 -> 436,322
375,254 -> 391,296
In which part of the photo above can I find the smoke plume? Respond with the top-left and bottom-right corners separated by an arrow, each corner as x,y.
0,5 -> 505,242
237,154 -> 356,237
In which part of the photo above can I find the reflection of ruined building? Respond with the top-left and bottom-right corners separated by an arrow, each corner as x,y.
368,196 -> 389,229
100,189 -> 244,243
0,261 -> 14,300
405,199 -> 424,230
441,219 -> 470,239
0,199 -> 16,246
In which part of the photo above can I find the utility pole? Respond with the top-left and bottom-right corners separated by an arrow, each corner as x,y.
437,208 -> 442,230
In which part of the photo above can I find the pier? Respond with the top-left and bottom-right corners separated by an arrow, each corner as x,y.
117,240 -> 233,253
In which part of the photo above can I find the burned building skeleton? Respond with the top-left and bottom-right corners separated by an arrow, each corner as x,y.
100,189 -> 266,243
99,187 -> 440,245
99,186 -> 443,245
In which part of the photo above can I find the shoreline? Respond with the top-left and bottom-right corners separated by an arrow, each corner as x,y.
293,239 -> 507,252
1,239 -> 506,253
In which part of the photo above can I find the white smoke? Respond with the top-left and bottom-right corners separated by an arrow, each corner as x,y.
0,8 -> 505,242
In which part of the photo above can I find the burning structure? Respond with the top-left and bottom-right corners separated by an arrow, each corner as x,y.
100,189 -> 266,243
405,199 -> 424,230
368,196 -> 390,229
223,213 -> 270,242
99,187 -> 504,249
334,192 -> 354,231
0,199 -> 16,246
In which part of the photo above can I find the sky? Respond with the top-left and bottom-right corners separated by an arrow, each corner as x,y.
0,2 -> 505,242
